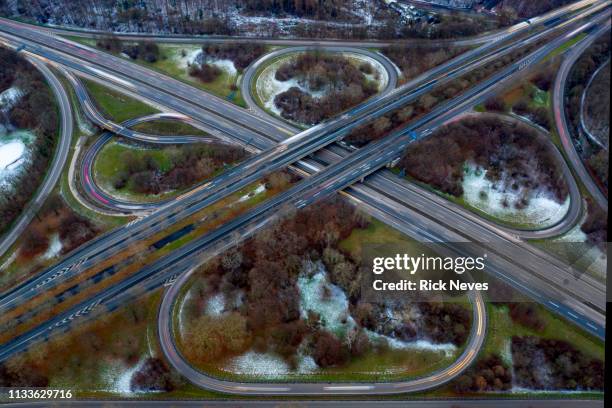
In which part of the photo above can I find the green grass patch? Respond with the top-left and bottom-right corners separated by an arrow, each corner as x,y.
547,33 -> 587,61
131,119 -> 208,136
82,79 -> 159,123
75,41 -> 248,108
93,140 -> 176,202
483,303 -> 604,362
339,218 -> 416,258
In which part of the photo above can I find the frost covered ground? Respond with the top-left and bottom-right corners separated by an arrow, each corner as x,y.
168,46 -> 238,78
255,52 -> 388,121
0,130 -> 35,186
40,233 -> 62,260
462,162 -> 569,229
237,184 -> 266,203
219,261 -> 456,378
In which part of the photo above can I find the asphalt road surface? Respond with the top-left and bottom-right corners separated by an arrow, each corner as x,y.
553,24 -> 609,209
0,15 -> 607,366
0,55 -> 72,258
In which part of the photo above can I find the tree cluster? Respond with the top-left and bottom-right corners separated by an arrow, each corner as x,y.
345,40 -> 543,147
130,358 -> 176,392
397,117 -> 568,204
454,354 -> 512,393
111,143 -> 246,196
273,52 -> 377,124
565,34 -> 610,193
181,197 -> 369,369
496,0 -> 573,19
188,63 -> 222,83
201,43 -> 266,71
383,45 -> 468,82
0,48 -> 58,236
243,0 -> 355,20
508,302 -> 546,332
96,37 -> 160,62
581,198 -> 608,251
0,362 -> 49,388
512,336 -> 604,390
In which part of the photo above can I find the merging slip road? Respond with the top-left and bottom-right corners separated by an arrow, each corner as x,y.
553,24 -> 609,209
0,56 -> 72,258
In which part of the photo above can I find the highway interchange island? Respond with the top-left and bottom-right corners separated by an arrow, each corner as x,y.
0,0 -> 608,406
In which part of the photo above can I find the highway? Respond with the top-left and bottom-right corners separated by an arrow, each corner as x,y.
0,1 -> 578,310
553,23 -> 609,209
0,55 -> 72,258
0,14 -> 608,367
0,1 -> 606,351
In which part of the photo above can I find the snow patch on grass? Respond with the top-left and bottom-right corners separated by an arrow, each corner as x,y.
238,183 -> 266,203
170,47 -> 238,77
169,46 -> 202,70
222,350 -> 317,377
0,87 -> 24,110
205,293 -> 226,316
41,233 -> 62,260
102,358 -> 144,395
462,162 -> 569,228
0,130 -> 36,186
298,261 -> 356,337
255,52 -> 387,120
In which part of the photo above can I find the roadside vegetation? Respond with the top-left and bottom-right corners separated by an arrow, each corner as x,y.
344,37 -> 546,147
0,48 -> 59,236
176,197 -> 471,381
483,65 -> 556,131
0,290 -> 190,394
397,116 -> 568,205
93,37 -> 265,107
565,34 -> 610,195
0,192 -> 99,294
131,119 -> 208,137
453,279 -> 604,394
271,52 -> 378,124
82,79 -> 159,123
382,45 -> 469,84
94,140 -> 246,200
0,171 -> 294,346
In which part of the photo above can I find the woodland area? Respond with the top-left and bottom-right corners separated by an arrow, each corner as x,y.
583,64 -> 610,149
512,336 -> 604,390
18,195 -> 98,260
0,290 -> 183,392
580,198 -> 608,250
1,0 -> 575,40
109,143 -> 247,196
180,197 -> 471,370
382,44 -> 468,82
96,37 -> 160,63
273,52 -> 377,124
189,43 -> 266,83
397,117 -> 568,205
345,39 -> 543,147
0,48 -> 58,235
201,43 -> 267,71
497,0 -> 573,18
565,34 -> 610,194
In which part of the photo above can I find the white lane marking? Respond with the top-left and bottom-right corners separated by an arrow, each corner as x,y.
323,386 -> 374,391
